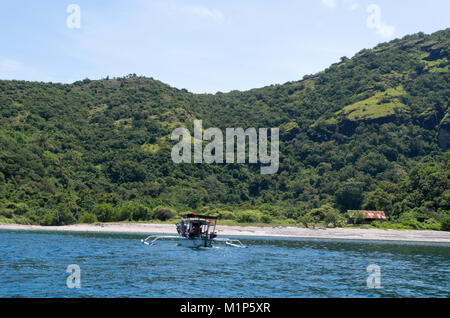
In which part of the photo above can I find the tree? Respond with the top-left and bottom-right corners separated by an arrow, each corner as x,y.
348,211 -> 366,225
298,213 -> 315,229
119,201 -> 151,221
336,183 -> 364,212
152,207 -> 176,221
323,207 -> 344,227
92,203 -> 116,222
78,212 -> 98,224
363,188 -> 393,214
441,217 -> 450,231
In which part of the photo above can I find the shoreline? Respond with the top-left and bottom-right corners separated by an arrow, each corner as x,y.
1,223 -> 450,243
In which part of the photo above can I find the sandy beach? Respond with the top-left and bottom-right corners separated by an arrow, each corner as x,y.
1,222 -> 450,243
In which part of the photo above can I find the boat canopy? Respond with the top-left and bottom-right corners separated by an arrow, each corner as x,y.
183,213 -> 218,220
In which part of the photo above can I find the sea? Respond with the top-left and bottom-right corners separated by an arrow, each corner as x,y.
0,230 -> 448,298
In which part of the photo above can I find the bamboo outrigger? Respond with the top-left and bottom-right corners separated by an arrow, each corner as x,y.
141,213 -> 246,248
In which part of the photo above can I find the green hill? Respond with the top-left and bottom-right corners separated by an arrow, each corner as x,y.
0,29 -> 449,229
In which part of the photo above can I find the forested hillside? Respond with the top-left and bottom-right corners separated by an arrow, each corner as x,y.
0,29 -> 449,229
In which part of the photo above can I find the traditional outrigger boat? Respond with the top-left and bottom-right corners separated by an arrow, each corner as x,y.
141,213 -> 247,248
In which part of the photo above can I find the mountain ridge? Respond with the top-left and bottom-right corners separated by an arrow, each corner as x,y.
0,28 -> 449,229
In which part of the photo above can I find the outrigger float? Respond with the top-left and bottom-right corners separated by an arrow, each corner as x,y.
141,213 -> 247,248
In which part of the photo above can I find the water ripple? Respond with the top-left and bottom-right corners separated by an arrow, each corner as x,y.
0,230 -> 449,297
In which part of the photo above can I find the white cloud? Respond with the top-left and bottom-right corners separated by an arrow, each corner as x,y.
321,0 -> 337,8
319,1 -> 393,38
348,2 -> 360,11
375,24 -> 395,38
165,3 -> 227,23
366,4 -> 395,38
182,5 -> 226,22
322,0 -> 360,11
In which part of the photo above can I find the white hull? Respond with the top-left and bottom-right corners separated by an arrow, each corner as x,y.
177,237 -> 211,248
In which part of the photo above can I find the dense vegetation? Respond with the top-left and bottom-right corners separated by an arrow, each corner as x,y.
0,29 -> 449,230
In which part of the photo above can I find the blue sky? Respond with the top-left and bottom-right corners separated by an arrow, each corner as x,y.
0,0 -> 448,93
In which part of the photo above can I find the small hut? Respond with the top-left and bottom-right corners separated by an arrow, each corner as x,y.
348,210 -> 386,224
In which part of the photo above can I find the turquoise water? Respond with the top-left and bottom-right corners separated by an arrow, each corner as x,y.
0,230 -> 449,298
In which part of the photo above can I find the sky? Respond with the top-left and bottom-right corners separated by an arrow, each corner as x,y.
0,0 -> 449,93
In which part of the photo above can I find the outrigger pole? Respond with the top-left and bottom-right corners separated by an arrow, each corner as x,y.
141,235 -> 179,246
141,235 -> 247,248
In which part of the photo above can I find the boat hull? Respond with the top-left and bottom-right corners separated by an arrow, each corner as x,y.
177,237 -> 211,248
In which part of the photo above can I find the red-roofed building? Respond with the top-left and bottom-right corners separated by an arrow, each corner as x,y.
348,210 -> 387,224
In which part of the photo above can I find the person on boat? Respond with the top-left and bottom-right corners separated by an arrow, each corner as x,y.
190,223 -> 200,237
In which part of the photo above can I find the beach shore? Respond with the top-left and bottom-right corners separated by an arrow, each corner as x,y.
1,222 -> 450,243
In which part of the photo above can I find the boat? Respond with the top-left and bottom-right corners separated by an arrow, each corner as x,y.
141,213 -> 247,248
